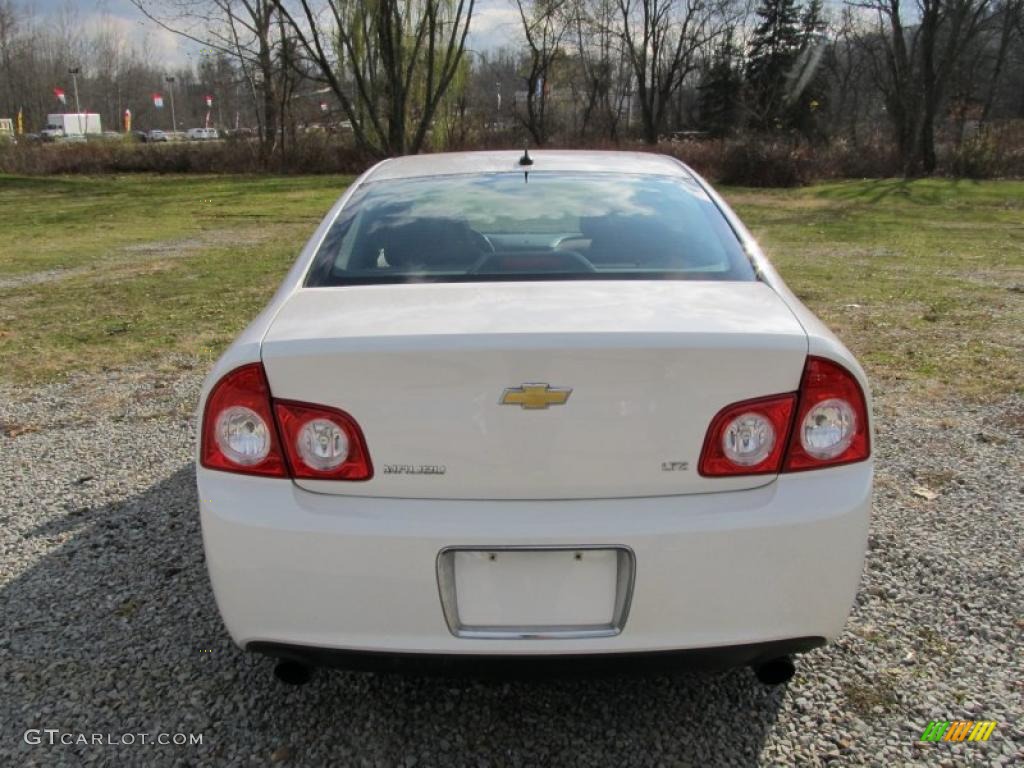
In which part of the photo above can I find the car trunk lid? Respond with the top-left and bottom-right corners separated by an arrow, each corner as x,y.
261,281 -> 807,499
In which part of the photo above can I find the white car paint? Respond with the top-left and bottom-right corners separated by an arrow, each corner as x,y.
201,462 -> 869,653
262,281 -> 808,499
196,150 -> 872,665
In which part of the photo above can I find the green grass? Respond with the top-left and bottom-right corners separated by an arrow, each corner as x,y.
0,174 -> 1021,400
0,174 -> 352,381
725,179 -> 1024,400
0,174 -> 350,278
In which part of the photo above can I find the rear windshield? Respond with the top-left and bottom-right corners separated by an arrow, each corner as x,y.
305,171 -> 755,286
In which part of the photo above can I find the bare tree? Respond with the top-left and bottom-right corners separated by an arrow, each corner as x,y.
515,0 -> 571,145
617,0 -> 736,144
272,0 -> 475,156
131,1 -> 283,162
853,0 -> 995,173
821,9 -> 873,146
570,0 -> 634,140
0,0 -> 19,120
980,0 -> 1023,121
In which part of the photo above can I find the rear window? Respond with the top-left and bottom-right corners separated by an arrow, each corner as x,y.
305,171 -> 755,286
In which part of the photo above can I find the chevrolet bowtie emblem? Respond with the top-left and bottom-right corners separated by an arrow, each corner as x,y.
500,383 -> 572,409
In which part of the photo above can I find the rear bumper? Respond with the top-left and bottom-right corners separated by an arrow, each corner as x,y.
250,637 -> 826,677
197,461 -> 871,657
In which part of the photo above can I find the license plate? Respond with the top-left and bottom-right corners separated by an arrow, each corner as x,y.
437,547 -> 634,639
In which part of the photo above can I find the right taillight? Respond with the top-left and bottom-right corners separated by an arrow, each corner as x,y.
699,356 -> 870,476
783,356 -> 870,471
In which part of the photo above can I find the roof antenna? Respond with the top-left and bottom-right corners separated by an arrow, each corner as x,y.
519,146 -> 533,183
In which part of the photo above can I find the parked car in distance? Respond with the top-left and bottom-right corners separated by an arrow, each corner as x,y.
196,150 -> 873,688
187,127 -> 220,140
147,129 -> 168,143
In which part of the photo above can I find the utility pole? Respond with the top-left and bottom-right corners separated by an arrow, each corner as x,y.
165,76 -> 177,134
68,66 -> 82,135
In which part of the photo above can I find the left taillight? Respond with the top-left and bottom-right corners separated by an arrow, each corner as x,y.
274,400 -> 373,481
200,363 -> 373,481
201,363 -> 287,477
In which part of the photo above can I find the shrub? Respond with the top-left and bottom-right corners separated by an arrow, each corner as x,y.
948,134 -> 1000,179
1,128 -> 1021,185
716,139 -> 813,187
945,125 -> 1024,179
0,136 -> 373,176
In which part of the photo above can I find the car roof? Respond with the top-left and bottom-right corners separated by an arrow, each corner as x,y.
364,150 -> 693,182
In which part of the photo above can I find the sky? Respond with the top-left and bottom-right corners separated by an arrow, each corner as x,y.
31,0 -> 524,67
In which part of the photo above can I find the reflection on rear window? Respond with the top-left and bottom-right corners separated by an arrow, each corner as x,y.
305,171 -> 755,286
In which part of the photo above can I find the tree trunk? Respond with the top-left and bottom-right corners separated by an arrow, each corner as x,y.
637,84 -> 658,144
980,0 -> 1018,123
523,72 -> 546,145
917,107 -> 938,173
258,36 -> 276,168
916,3 -> 939,175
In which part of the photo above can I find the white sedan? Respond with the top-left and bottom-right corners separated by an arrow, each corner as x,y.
196,151 -> 872,686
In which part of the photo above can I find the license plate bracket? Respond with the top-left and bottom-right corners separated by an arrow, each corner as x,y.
436,546 -> 635,639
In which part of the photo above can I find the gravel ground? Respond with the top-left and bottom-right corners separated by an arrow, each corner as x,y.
2,362 -> 1021,767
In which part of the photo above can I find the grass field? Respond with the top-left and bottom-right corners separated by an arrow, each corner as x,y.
0,174 -> 1021,400
0,175 -> 352,383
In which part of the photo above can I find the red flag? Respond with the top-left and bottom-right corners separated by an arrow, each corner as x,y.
152,93 -> 164,109
204,94 -> 213,108
53,87 -> 66,105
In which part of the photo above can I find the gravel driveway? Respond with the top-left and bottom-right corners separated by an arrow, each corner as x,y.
2,362 -> 1021,767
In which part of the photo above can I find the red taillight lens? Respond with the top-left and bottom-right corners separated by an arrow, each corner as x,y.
699,394 -> 797,476
201,363 -> 287,477
698,356 -> 870,477
784,357 -> 870,471
274,400 -> 373,481
201,364 -> 372,480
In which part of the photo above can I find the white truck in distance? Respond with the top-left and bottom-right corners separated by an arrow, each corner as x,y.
41,113 -> 102,141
